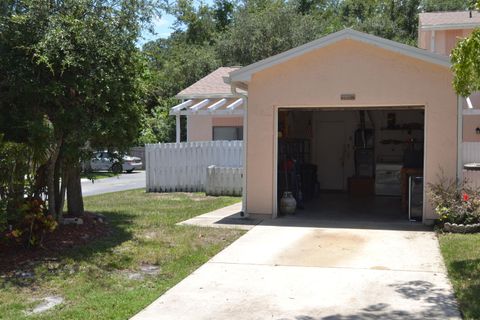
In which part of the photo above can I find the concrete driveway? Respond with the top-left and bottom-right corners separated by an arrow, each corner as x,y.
81,171 -> 145,196
131,221 -> 460,320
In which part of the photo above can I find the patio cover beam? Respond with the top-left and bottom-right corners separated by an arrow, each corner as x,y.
189,99 -> 210,112
171,99 -> 193,113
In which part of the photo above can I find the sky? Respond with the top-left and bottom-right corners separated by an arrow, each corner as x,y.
138,14 -> 177,46
138,0 -> 215,47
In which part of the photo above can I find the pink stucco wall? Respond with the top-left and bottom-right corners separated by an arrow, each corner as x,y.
245,39 -> 457,221
187,115 -> 212,141
418,28 -> 474,56
187,115 -> 243,141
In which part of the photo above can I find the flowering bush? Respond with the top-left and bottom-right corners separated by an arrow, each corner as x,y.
5,199 -> 57,247
429,178 -> 480,225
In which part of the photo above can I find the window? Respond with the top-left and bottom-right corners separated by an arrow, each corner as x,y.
213,126 -> 243,141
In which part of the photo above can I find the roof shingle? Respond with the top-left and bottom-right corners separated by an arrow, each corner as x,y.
176,67 -> 240,98
419,11 -> 480,28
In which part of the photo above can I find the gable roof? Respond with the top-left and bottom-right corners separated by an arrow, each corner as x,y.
419,11 -> 480,30
176,67 -> 240,99
229,28 -> 451,84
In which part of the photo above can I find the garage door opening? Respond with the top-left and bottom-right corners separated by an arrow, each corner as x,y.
276,107 -> 425,223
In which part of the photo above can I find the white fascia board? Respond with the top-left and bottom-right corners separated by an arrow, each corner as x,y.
420,23 -> 480,31
177,110 -> 244,116
175,93 -> 236,100
229,28 -> 451,83
463,109 -> 480,115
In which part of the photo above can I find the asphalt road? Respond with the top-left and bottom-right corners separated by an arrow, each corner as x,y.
81,170 -> 145,197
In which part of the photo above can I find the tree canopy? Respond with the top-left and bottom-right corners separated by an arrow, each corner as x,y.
0,0 -> 156,219
451,1 -> 480,97
138,0 -> 473,144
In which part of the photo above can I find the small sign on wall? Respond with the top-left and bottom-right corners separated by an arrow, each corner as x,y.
341,93 -> 356,100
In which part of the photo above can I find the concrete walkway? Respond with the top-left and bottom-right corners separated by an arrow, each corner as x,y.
177,202 -> 262,230
131,220 -> 460,320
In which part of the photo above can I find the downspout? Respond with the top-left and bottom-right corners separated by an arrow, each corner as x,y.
231,83 -> 248,218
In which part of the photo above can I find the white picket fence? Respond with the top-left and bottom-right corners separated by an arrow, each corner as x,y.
206,166 -> 243,196
146,140 -> 243,193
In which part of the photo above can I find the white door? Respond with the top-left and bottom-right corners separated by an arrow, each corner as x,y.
314,121 -> 346,190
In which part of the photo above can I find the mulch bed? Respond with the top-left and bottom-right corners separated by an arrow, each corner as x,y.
0,212 -> 111,274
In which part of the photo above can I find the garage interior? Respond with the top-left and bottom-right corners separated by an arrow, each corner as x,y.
277,107 -> 425,222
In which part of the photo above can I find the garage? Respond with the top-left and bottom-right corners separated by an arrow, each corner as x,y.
228,29 -> 459,224
276,107 -> 425,222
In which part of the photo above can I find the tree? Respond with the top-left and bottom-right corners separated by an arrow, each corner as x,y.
451,1 -> 480,97
0,0 -> 154,218
217,0 -> 340,65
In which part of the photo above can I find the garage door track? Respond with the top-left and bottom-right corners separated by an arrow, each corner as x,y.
131,221 -> 460,320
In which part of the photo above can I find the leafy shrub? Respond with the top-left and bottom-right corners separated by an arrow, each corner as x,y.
429,177 -> 480,225
5,199 -> 57,247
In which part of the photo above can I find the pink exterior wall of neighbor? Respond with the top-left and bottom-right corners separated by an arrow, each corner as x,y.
187,116 -> 243,141
245,39 -> 457,221
418,28 -> 474,56
212,117 -> 243,127
463,115 -> 480,142
187,115 -> 212,141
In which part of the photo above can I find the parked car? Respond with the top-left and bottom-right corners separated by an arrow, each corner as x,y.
86,151 -> 142,174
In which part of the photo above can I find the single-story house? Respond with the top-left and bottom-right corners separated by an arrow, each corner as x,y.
170,11 -> 480,224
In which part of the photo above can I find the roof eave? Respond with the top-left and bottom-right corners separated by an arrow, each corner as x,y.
175,93 -> 237,100
420,23 -> 480,31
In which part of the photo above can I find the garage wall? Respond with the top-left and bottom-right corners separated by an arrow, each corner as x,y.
245,39 -> 457,221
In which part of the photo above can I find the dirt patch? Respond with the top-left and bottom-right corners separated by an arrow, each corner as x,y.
273,229 -> 367,267
0,212 -> 111,274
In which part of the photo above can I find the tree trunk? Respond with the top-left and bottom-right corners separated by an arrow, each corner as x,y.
46,141 -> 62,219
66,164 -> 84,217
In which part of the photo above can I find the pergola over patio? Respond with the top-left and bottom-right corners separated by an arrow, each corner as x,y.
169,67 -> 245,142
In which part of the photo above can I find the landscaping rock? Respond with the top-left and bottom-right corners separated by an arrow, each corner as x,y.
26,296 -> 64,315
61,217 -> 83,225
443,222 -> 480,233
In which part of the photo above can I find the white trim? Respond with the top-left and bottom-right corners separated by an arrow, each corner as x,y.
273,107 -> 279,218
208,98 -> 227,111
189,99 -> 210,112
171,99 -> 193,112
176,93 -> 238,100
225,98 -> 243,111
463,109 -> 480,115
230,28 -> 451,83
175,110 -> 244,116
175,114 -> 181,143
466,96 -> 474,109
420,23 -> 480,31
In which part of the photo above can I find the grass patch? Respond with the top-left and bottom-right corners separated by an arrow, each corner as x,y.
81,171 -> 119,180
439,233 -> 480,319
0,190 -> 243,319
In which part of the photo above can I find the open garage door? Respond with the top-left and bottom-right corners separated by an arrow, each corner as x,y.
276,107 -> 425,223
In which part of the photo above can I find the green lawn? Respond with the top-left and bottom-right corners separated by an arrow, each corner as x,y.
439,233 -> 480,319
0,190 -> 243,320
